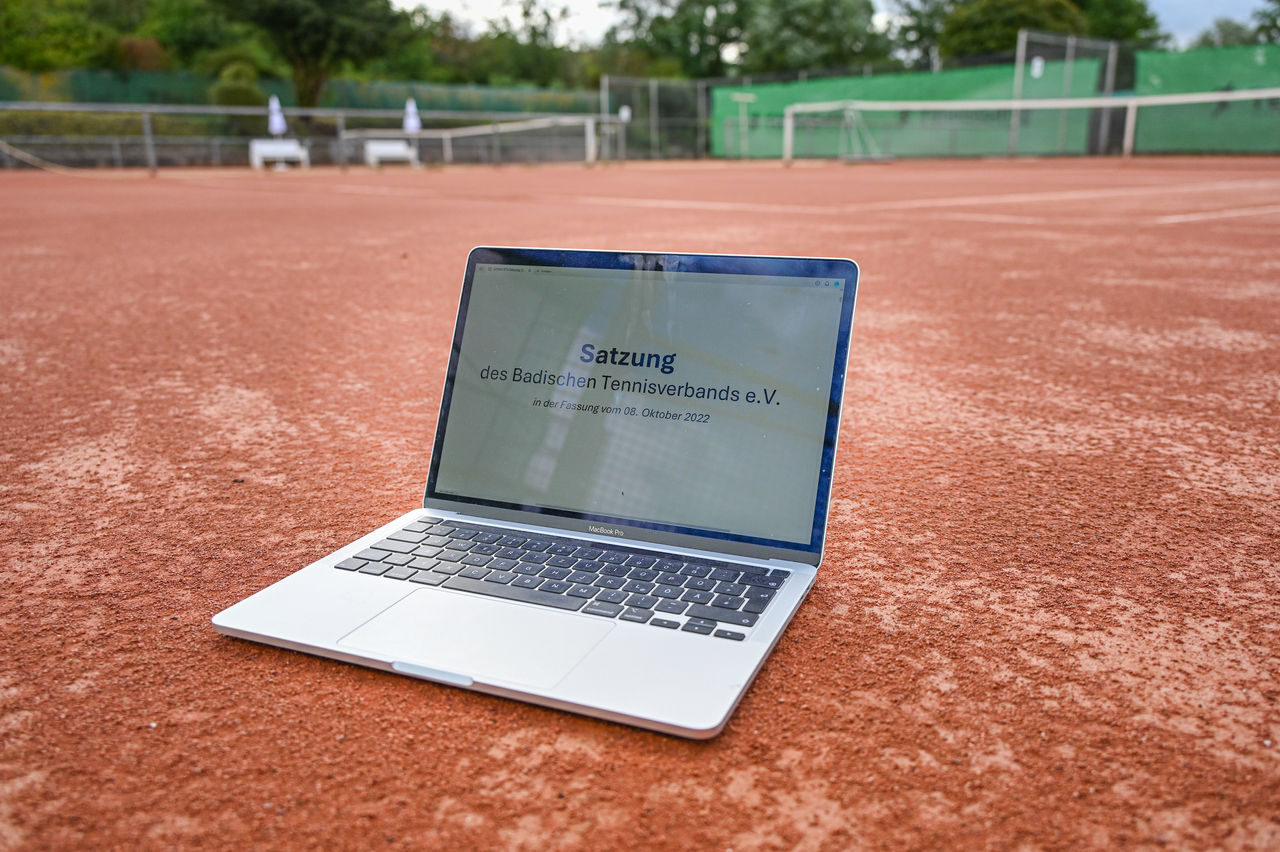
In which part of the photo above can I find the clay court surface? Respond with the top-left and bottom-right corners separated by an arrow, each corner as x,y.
2,157 -> 1278,849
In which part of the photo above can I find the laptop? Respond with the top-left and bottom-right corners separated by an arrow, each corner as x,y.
213,247 -> 859,738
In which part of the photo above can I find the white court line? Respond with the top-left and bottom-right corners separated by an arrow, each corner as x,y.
843,178 -> 1280,213
941,212 -> 1048,225
560,178 -> 1280,218
1151,203 -> 1280,225
553,194 -> 836,215
168,172 -> 1280,220
166,178 -> 437,198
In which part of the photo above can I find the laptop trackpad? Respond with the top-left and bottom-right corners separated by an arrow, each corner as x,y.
338,589 -> 613,689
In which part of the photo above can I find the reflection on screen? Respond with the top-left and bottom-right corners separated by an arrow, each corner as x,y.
432,263 -> 847,546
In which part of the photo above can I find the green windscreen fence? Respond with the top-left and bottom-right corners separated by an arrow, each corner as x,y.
0,67 -> 597,115
1133,45 -> 1280,154
710,60 -> 1102,158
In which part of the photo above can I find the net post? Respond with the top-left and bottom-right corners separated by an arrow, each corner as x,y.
1009,28 -> 1028,155
1122,100 -> 1138,157
782,106 -> 795,165
141,111 -> 158,176
443,134 -> 453,163
584,118 -> 597,164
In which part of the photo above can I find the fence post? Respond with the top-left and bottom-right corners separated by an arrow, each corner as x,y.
142,111 -> 157,176
1122,100 -> 1138,157
696,80 -> 707,159
1008,28 -> 1027,155
337,113 -> 347,170
730,92 -> 756,159
584,119 -> 597,164
782,107 -> 794,165
649,78 -> 659,159
1098,42 -> 1119,154
1057,34 -> 1076,153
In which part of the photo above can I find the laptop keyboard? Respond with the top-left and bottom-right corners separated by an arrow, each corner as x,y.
334,517 -> 791,641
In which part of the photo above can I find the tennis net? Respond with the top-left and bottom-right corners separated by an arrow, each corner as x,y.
781,87 -> 1280,161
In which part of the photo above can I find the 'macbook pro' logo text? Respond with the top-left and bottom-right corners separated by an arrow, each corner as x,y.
589,525 -> 624,537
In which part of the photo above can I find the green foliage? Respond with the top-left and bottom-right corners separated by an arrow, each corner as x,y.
475,2 -> 582,88
207,61 -> 267,134
743,0 -> 890,72
591,41 -> 685,79
0,0 -> 1179,100
1255,1 -> 1280,44
893,0 -> 954,69
0,0 -> 117,72
208,60 -> 266,105
1073,0 -> 1161,45
90,34 -> 171,71
608,0 -> 751,78
193,42 -> 284,79
139,0 -> 240,65
939,0 -> 1087,58
361,7 -> 447,82
86,0 -> 149,32
1191,18 -> 1261,49
0,109 -> 222,136
212,0 -> 405,106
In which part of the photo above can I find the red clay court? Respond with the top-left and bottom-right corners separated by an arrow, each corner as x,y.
2,158 -> 1278,848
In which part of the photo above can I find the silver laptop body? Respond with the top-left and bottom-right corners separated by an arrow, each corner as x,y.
213,247 -> 859,738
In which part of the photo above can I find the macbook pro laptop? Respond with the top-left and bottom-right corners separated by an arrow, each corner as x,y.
213,247 -> 859,738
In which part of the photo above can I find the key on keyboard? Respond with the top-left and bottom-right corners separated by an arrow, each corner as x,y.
337,517 -> 791,638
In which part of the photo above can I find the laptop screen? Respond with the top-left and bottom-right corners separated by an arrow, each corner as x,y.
426,248 -> 858,558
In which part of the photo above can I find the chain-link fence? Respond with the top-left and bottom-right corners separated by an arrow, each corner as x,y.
0,103 -> 614,171
4,34 -> 1276,170
597,76 -> 708,160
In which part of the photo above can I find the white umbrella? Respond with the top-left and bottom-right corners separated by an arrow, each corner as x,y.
267,95 -> 287,137
403,97 -> 422,133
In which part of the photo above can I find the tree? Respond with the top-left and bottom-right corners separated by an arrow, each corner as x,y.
1255,0 -> 1280,43
893,0 -> 954,69
743,0 -> 890,72
479,0 -> 577,87
607,0 -> 751,78
0,0 -> 116,71
213,0 -> 404,107
92,34 -> 171,70
139,0 -> 243,67
939,0 -> 1087,58
85,0 -> 149,32
1191,18 -> 1260,49
1073,0 -> 1161,45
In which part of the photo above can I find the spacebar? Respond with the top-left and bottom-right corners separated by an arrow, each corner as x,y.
442,576 -> 586,611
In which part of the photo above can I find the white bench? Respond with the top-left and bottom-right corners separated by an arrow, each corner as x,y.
249,138 -> 309,170
364,139 -> 421,169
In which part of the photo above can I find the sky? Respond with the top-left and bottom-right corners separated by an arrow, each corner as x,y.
403,0 -> 1268,49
